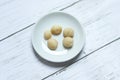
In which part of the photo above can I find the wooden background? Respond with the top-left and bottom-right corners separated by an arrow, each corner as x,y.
0,0 -> 120,80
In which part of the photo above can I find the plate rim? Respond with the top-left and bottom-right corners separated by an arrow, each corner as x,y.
32,11 -> 85,63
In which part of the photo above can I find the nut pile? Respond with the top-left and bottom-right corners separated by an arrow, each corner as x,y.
44,25 -> 74,50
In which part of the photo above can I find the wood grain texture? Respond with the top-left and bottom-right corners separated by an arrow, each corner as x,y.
63,0 -> 120,53
0,27 -> 61,80
44,0 -> 120,79
0,0 -> 79,40
0,0 -> 120,80
46,37 -> 120,80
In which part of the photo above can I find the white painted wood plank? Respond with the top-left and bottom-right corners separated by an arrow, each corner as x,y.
45,0 -> 120,79
0,0 -> 78,40
46,37 -> 120,80
63,0 -> 120,53
0,27 -> 62,80
0,0 -> 120,80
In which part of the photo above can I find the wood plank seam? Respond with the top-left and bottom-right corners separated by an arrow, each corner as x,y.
42,37 -> 120,80
0,0 -> 119,79
59,0 -> 82,11
0,0 -> 81,42
0,23 -> 35,42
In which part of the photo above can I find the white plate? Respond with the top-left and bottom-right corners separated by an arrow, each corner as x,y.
32,11 -> 85,63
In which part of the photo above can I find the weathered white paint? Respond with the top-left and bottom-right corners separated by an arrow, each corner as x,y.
46,36 -> 120,80
0,0 -> 78,40
0,0 -> 120,80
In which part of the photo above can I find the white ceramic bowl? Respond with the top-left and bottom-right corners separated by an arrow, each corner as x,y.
32,11 -> 85,63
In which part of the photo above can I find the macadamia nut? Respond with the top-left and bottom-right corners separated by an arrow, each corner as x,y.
44,30 -> 52,40
47,38 -> 58,50
63,37 -> 73,48
63,28 -> 74,37
51,25 -> 62,35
